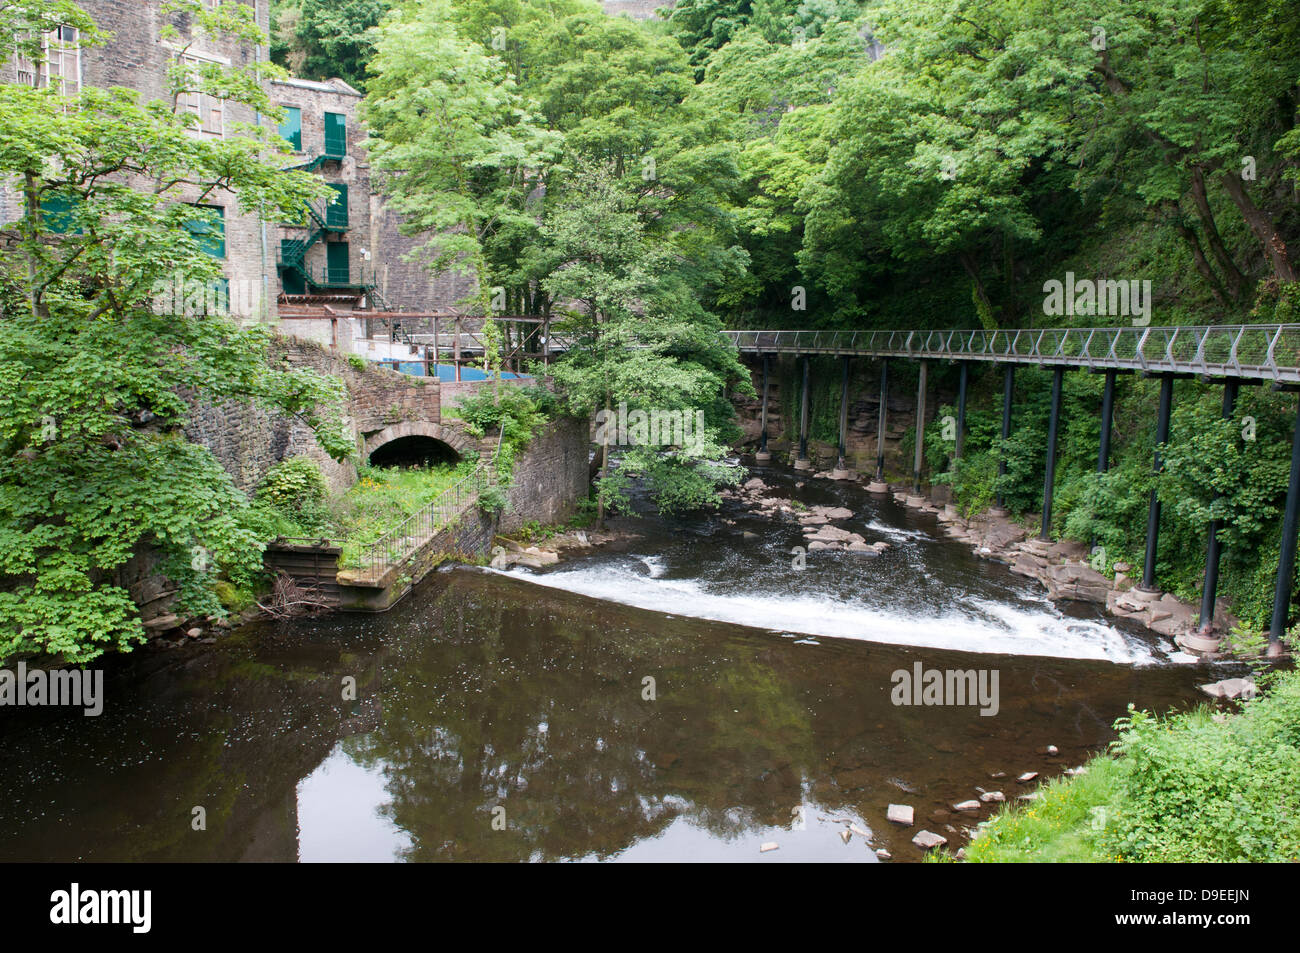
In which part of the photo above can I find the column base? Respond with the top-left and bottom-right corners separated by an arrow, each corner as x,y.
1266,640 -> 1289,659
866,480 -> 889,493
1128,586 -> 1162,604
754,451 -> 771,464
988,506 -> 1009,517
793,458 -> 813,471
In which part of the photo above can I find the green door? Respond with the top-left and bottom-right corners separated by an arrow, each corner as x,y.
280,240 -> 305,294
326,242 -> 350,285
324,112 -> 346,158
326,184 -> 348,229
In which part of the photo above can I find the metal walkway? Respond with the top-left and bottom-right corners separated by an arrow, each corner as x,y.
722,326 -> 1300,383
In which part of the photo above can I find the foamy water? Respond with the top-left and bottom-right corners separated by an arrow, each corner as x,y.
490,557 -> 1158,665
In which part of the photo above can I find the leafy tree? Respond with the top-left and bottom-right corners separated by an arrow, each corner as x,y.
543,164 -> 751,518
270,0 -> 394,91
0,0 -> 349,662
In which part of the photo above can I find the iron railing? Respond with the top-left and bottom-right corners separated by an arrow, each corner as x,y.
344,465 -> 487,580
721,325 -> 1300,383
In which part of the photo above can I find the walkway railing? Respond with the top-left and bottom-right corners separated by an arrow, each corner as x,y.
722,325 -> 1300,383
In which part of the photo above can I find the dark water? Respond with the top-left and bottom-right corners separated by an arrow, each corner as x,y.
0,471 -> 1228,862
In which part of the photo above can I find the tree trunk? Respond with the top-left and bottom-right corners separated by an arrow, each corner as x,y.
1190,167 -> 1246,300
1170,212 -> 1231,308
959,251 -> 997,327
1220,171 -> 1297,283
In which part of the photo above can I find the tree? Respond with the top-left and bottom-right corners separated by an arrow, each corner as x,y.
270,0 -> 394,92
543,164 -> 751,518
0,0 -> 350,662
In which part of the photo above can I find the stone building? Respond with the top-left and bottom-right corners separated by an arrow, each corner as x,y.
2,0 -> 465,341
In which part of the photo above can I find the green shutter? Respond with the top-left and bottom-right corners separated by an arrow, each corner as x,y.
278,106 -> 302,151
186,205 -> 225,259
40,195 -> 80,234
326,184 -> 348,229
324,112 -> 346,158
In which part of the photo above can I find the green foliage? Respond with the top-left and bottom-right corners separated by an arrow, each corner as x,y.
969,668 -> 1300,862
448,385 -> 556,479
271,0 -> 395,92
333,461 -> 478,568
256,457 -> 328,513
0,1 -> 348,662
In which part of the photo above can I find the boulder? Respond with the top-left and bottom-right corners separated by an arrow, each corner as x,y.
912,830 -> 947,850
886,804 -> 914,826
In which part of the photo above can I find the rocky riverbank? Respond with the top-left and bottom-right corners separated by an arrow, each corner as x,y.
729,465 -> 1240,660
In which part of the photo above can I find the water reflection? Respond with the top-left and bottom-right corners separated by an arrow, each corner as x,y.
0,471 -> 1227,862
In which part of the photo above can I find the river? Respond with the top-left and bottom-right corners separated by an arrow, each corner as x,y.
0,469 -> 1224,862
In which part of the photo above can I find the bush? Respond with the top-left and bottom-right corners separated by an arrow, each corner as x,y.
968,668 -> 1300,863
256,457 -> 328,513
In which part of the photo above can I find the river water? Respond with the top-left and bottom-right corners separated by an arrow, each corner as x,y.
0,469 -> 1225,862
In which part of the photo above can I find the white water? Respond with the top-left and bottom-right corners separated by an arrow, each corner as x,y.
490,557 -> 1158,665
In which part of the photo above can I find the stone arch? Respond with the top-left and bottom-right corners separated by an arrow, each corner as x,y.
362,421 -> 474,464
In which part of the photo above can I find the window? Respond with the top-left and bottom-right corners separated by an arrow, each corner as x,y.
13,26 -> 81,96
186,205 -> 226,259
179,54 -> 225,139
278,106 -> 302,151
40,194 -> 80,234
324,112 -> 346,158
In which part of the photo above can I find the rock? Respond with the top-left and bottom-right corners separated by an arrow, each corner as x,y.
955,848 -> 967,860
1017,792 -> 1040,802
743,477 -> 766,491
1017,772 -> 1038,783
839,829 -> 852,844
1064,766 -> 1088,777
912,830 -> 947,850
143,614 -> 180,631
979,791 -> 1005,803
759,842 -> 779,853
742,531 -> 760,542
850,824 -> 873,841
811,505 -> 854,520
989,771 -> 1006,779
953,800 -> 981,812
807,541 -> 830,551
186,627 -> 202,639
886,804 -> 914,826
1199,677 -> 1256,700
875,848 -> 891,860
1112,561 -> 1132,573
1046,745 -> 1059,756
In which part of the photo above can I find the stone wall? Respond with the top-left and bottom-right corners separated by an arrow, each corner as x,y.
500,416 -> 591,533
187,337 -> 459,495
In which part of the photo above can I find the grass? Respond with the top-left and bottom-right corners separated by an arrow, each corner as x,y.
965,665 -> 1300,863
331,461 -> 479,568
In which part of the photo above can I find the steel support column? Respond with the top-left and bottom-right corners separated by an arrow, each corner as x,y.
836,356 -> 850,472
1139,374 -> 1174,592
796,355 -> 811,469
1268,395 -> 1300,651
955,362 -> 969,459
1199,379 -> 1239,633
1040,366 -> 1064,540
995,366 -> 1014,512
913,360 -> 928,494
1098,370 -> 1116,473
755,354 -> 771,463
874,361 -> 889,483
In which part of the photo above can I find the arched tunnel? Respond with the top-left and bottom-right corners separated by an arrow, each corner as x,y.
367,435 -> 461,468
